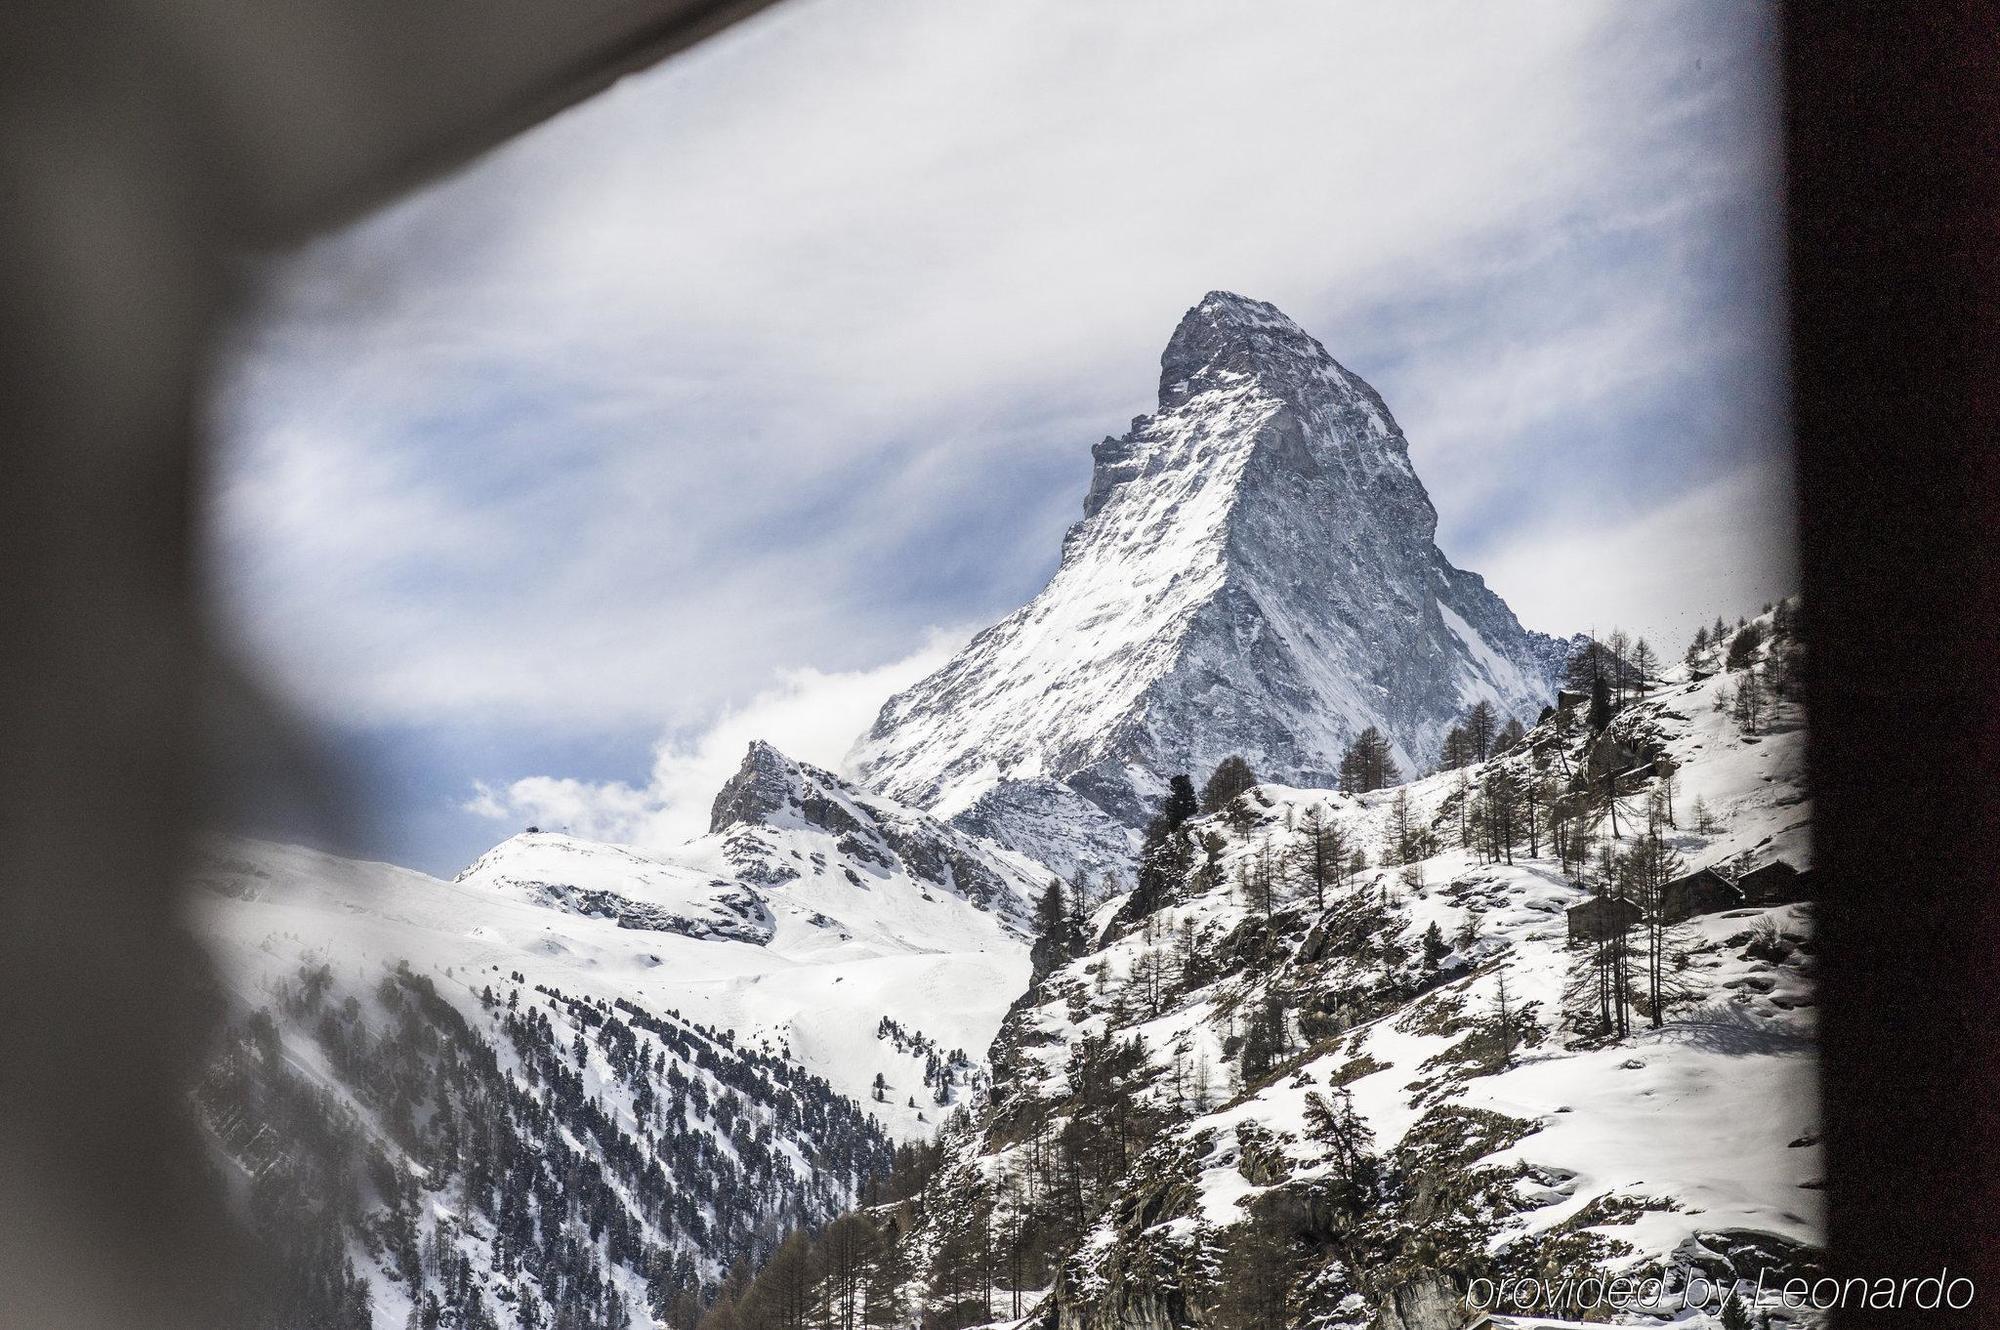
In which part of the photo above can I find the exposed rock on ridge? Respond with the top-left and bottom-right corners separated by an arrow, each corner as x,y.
710,740 -> 1043,932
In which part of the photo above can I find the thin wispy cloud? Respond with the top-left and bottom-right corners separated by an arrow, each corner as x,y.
210,0 -> 1790,869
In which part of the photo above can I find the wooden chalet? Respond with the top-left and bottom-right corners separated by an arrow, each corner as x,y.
1660,867 -> 1743,923
1567,894 -> 1644,943
1738,859 -> 1810,906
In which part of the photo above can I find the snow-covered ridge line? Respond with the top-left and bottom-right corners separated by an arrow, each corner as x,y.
457,832 -> 776,943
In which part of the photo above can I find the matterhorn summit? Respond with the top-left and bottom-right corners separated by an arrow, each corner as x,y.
852,292 -> 1570,853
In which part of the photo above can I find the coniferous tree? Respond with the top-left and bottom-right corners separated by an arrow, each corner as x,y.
1239,844 -> 1282,918
1725,621 -> 1766,671
1607,630 -> 1633,706
1065,871 -> 1093,954
1292,804 -> 1347,911
1124,775 -> 1201,922
1455,912 -> 1480,954
1563,635 -> 1606,695
1493,968 -> 1517,1068
1200,755 -> 1259,815
1587,672 -> 1613,733
1654,757 -> 1679,828
1302,1087 -> 1375,1184
1482,767 -> 1523,865
1692,794 -> 1719,835
1239,992 -> 1290,1085
1421,922 -> 1448,971
1527,776 -> 1559,858
1338,733 -> 1365,793
1564,846 -> 1634,1041
1382,785 -> 1434,866
1029,879 -> 1073,982
1733,666 -> 1768,734
1624,823 -> 1699,1028
1337,727 -> 1400,794
1463,699 -> 1499,760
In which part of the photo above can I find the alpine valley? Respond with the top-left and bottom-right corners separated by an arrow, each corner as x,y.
196,294 -> 1819,1330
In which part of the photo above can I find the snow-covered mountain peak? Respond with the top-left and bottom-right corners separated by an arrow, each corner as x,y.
1158,290 -> 1389,419
854,293 -> 1567,847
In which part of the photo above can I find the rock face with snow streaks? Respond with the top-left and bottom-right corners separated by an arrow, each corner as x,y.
853,291 -> 1570,847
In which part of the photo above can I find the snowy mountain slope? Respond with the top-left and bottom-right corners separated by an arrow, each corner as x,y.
454,832 -> 776,944
852,291 -> 1572,845
440,741 -> 1045,963
193,917 -> 890,1329
189,737 -> 1052,1325
198,749 -> 1040,1147
807,602 -> 1818,1330
949,776 -> 1142,886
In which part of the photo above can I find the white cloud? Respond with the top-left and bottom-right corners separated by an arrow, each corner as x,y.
213,0 -> 1782,721
208,2 -> 1790,865
465,629 -> 968,847
1475,457 -> 1799,654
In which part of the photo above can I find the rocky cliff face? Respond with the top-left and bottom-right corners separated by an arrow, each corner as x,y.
852,292 -> 1569,846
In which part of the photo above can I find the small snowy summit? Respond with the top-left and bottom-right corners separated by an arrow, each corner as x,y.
853,292 -> 1570,848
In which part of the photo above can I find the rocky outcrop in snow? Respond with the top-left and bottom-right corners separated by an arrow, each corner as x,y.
853,291 -> 1569,853
708,740 -> 1044,932
456,831 -> 775,943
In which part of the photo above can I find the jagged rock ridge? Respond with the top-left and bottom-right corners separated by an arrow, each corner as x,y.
852,291 -> 1572,849
706,739 -> 1044,931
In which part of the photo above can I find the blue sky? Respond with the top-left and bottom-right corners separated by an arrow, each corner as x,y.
211,0 -> 1794,875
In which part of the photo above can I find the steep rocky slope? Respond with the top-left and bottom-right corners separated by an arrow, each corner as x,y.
779,605 -> 1817,1330
853,292 -> 1572,855
699,740 -> 1047,940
